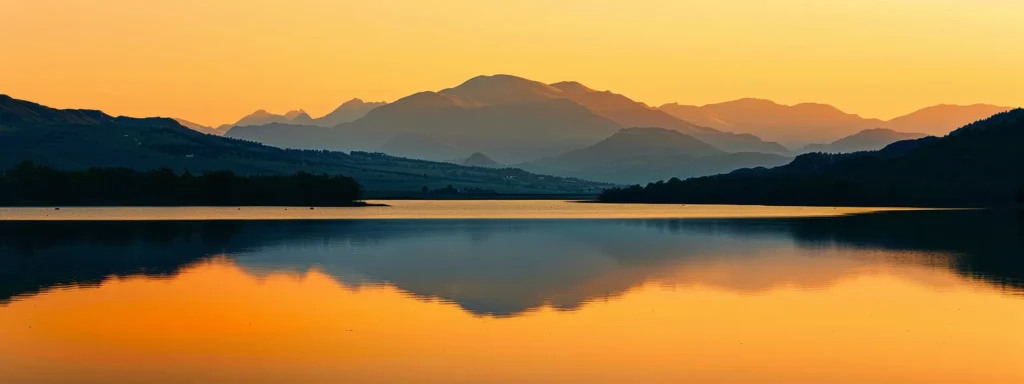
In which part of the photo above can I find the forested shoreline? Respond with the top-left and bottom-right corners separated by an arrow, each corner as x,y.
0,162 -> 364,207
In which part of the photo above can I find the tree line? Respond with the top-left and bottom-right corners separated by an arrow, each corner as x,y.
0,162 -> 363,206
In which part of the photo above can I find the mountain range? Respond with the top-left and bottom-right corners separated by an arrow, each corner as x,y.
223,75 -> 1006,167
659,99 -> 1009,147
800,128 -> 930,154
176,98 -> 386,135
0,94 -> 611,196
226,75 -> 790,163
600,108 -> 1024,206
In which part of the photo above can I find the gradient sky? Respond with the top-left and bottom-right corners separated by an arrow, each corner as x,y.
2,0 -> 1021,126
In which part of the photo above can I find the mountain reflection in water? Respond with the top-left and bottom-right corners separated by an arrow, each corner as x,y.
2,209 -> 1021,316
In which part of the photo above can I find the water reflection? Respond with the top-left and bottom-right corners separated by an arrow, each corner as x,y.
2,210 -> 1022,315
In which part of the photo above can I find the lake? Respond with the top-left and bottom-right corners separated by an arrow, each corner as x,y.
1,202 -> 1022,383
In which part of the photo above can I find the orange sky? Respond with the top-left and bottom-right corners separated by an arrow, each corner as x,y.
2,0 -> 1022,126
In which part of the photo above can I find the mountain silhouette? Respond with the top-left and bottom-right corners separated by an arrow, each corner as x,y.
173,118 -> 229,136
439,74 -> 565,105
521,128 -> 790,184
600,108 -> 1024,206
207,99 -> 386,132
548,82 -> 790,154
315,98 -> 386,127
532,127 -> 725,171
884,104 -> 1012,135
282,109 -> 314,125
227,75 -> 790,162
659,99 -> 1010,146
229,91 -> 624,163
660,98 -> 884,146
800,128 -> 930,154
0,94 -> 611,195
231,109 -> 294,127
461,152 -> 500,167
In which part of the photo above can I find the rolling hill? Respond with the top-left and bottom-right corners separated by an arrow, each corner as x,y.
0,94 -> 612,196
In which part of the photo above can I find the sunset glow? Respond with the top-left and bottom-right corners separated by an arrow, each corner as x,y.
3,0 -> 1021,126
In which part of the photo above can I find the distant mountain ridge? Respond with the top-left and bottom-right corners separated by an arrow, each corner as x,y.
521,127 -> 790,184
228,74 -> 791,162
800,128 -> 930,154
176,98 -> 386,135
532,127 -> 725,171
659,99 -> 1010,146
884,104 -> 1011,134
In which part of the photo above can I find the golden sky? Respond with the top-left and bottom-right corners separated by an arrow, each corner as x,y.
2,0 -> 1021,126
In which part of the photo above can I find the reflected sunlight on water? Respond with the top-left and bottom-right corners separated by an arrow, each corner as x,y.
0,200 -> 925,220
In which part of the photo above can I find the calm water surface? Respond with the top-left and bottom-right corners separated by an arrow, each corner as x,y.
0,200 -> 919,220
1,202 -> 1022,383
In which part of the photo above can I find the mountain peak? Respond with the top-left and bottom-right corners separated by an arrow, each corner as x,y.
440,74 -> 564,105
532,127 -> 725,171
337,98 -> 386,109
462,152 -> 500,167
550,81 -> 595,94
283,109 -> 307,120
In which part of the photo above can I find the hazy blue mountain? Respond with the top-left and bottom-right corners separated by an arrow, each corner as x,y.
461,152 -> 500,168
800,128 -> 930,154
